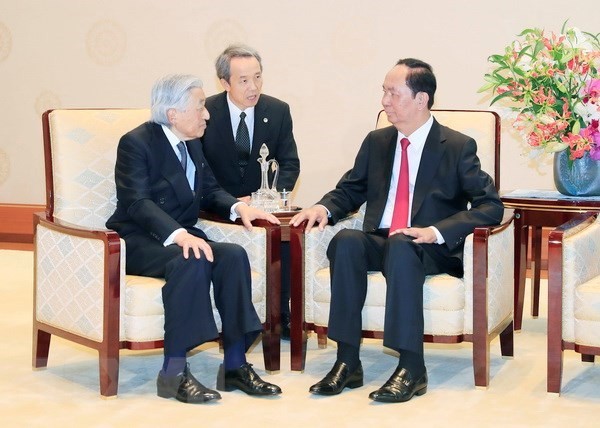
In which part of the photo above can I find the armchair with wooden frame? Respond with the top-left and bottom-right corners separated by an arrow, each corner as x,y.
289,109 -> 515,388
547,212 -> 600,394
32,108 -> 281,397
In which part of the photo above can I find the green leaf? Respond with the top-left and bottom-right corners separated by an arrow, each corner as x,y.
532,40 -> 545,58
545,142 -> 569,153
512,67 -> 525,77
518,28 -> 538,37
489,54 -> 507,63
477,82 -> 496,93
490,91 -> 515,105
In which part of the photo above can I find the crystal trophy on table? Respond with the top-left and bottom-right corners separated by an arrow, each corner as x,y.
250,143 -> 280,212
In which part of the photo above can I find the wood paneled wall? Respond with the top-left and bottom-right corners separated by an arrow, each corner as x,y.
0,204 -> 44,245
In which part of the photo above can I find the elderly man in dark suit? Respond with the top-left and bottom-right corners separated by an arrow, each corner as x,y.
202,44 -> 300,339
106,74 -> 282,404
290,58 -> 504,403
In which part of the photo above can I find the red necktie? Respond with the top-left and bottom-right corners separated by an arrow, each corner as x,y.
389,137 -> 410,234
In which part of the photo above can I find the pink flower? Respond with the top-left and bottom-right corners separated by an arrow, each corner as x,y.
580,119 -> 600,160
583,79 -> 600,104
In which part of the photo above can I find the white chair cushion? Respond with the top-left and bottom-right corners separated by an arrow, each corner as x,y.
313,268 -> 466,336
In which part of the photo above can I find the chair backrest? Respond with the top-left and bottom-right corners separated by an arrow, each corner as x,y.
375,109 -> 501,189
42,109 -> 150,229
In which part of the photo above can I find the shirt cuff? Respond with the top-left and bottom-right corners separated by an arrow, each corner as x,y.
230,201 -> 245,221
164,228 -> 185,246
430,226 -> 444,244
316,204 -> 331,217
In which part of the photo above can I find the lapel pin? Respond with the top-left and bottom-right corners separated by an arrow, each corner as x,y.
263,117 -> 268,123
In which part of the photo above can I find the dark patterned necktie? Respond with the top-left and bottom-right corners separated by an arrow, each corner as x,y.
176,141 -> 187,172
235,111 -> 251,175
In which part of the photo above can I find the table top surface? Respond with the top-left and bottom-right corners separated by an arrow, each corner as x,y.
501,190 -> 600,211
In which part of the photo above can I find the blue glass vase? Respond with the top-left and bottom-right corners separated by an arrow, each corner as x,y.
553,150 -> 600,196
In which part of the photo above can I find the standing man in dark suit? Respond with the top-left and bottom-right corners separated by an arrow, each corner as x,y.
202,44 -> 300,338
106,74 -> 282,404
290,59 -> 504,403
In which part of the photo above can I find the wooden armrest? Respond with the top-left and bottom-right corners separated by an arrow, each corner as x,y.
548,211 -> 599,295
34,212 -> 121,251
549,212 -> 598,241
473,213 -> 515,238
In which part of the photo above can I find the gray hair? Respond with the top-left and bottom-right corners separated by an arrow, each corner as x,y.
215,44 -> 263,82
150,74 -> 203,125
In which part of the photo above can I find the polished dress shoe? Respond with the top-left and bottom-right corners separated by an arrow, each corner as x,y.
157,363 -> 221,403
216,363 -> 282,396
368,367 -> 427,403
309,361 -> 363,395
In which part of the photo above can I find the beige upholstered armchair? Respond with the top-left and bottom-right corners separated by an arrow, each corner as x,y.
547,212 -> 600,394
290,110 -> 515,388
33,109 -> 281,397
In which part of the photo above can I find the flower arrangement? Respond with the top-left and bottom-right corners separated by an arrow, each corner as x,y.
479,23 -> 600,162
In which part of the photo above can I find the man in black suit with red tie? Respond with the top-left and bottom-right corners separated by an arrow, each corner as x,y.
106,74 -> 282,404
202,44 -> 300,339
290,59 -> 504,403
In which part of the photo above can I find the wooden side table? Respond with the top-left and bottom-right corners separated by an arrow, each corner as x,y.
500,190 -> 600,331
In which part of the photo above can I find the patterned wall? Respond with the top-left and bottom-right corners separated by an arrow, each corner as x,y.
0,0 -> 596,207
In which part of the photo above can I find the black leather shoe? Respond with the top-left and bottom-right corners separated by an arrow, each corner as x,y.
281,312 -> 291,341
216,363 -> 282,396
309,361 -> 363,395
368,367 -> 427,403
157,363 -> 221,403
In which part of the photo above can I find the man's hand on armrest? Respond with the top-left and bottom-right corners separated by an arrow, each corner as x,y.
289,204 -> 329,231
234,203 -> 281,231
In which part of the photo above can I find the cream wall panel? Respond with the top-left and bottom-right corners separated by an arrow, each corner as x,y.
0,0 -> 596,207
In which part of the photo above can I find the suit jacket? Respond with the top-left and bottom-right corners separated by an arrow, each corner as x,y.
106,121 -> 237,244
318,118 -> 504,259
202,92 -> 300,197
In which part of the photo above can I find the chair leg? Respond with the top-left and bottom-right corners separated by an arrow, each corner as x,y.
262,330 -> 281,372
32,327 -> 51,368
99,345 -> 120,397
547,341 -> 563,393
499,321 -> 514,357
473,337 -> 491,388
290,322 -> 307,372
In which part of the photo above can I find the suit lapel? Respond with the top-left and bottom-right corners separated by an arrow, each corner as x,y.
375,128 -> 398,214
213,93 -> 237,150
411,119 -> 446,220
250,98 -> 269,160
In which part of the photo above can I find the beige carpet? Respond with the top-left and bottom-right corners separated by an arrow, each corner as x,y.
2,249 -> 598,427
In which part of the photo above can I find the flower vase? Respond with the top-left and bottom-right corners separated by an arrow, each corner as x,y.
553,150 -> 600,196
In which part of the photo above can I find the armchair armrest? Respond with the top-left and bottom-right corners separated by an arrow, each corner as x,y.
548,212 -> 600,335
547,212 -> 599,392
33,212 -> 122,344
468,215 -> 515,341
289,210 -> 362,371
